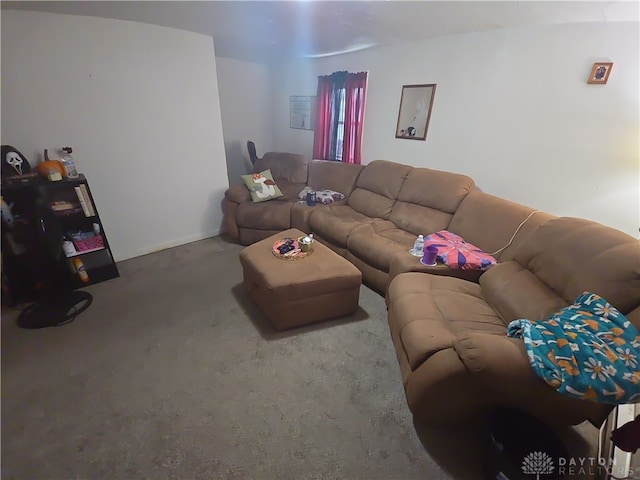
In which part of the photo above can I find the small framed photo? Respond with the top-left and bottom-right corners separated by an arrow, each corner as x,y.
587,62 -> 613,85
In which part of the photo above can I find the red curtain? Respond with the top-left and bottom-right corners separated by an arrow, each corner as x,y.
312,75 -> 335,161
313,71 -> 367,164
342,72 -> 367,164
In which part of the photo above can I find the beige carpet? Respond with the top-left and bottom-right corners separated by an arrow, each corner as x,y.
1,236 -> 599,479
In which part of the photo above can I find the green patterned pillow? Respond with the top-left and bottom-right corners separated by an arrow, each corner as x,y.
241,169 -> 283,202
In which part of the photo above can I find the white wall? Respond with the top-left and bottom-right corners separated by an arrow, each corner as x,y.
272,61 -> 318,157
215,57 -> 273,186
1,10 -> 228,261
272,23 -> 640,237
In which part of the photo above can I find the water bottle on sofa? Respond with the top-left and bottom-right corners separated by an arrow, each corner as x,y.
413,234 -> 424,256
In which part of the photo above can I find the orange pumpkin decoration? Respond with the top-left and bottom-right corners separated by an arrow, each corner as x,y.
37,160 -> 65,178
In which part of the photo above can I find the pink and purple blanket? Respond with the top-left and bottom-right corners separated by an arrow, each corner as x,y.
423,230 -> 497,270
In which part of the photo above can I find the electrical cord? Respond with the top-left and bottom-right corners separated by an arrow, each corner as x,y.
488,210 -> 543,256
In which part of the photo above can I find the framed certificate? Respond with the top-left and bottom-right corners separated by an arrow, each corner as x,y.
290,96 -> 314,130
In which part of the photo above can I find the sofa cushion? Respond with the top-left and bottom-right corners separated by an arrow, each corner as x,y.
241,169 -> 283,202
510,217 -> 640,314
254,152 -> 309,184
347,160 -> 413,219
480,261 -> 569,324
237,200 -> 292,231
448,191 -> 556,261
277,181 -> 307,202
387,272 -> 506,371
390,167 -> 475,235
307,159 -> 364,197
347,220 -> 416,272
308,204 -> 374,248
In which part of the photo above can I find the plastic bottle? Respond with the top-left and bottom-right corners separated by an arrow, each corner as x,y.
413,234 -> 424,256
62,237 -> 77,257
61,147 -> 79,178
73,257 -> 90,283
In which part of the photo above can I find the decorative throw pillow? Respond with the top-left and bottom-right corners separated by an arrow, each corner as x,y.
241,169 -> 283,203
298,186 -> 346,205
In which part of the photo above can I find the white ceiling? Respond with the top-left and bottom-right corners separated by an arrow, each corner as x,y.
3,1 -> 639,63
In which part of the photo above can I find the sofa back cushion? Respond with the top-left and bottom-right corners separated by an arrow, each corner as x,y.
390,167 -> 475,236
448,191 -> 556,261
481,217 -> 639,323
510,217 -> 640,314
348,160 -> 413,219
308,160 -> 364,197
254,152 -> 309,184
480,261 -> 568,324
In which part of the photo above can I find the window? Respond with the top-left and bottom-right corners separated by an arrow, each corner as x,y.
335,87 -> 345,162
313,71 -> 367,164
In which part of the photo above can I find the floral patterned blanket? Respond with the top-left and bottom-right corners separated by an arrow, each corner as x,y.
507,292 -> 640,404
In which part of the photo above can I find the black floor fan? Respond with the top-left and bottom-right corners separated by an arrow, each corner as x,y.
14,255 -> 93,329
17,290 -> 93,328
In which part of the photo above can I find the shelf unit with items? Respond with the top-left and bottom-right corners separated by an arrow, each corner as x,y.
38,175 -> 119,289
1,174 -> 119,305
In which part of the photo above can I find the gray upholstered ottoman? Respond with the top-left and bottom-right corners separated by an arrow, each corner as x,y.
239,228 -> 361,330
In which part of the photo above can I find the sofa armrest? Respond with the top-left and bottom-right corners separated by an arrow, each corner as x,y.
225,184 -> 251,204
453,332 -> 613,426
386,251 -> 483,301
453,333 -> 535,385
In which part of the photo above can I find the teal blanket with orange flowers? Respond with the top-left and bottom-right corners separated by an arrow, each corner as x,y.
507,292 -> 640,404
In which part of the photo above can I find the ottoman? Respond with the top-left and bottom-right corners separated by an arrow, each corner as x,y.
239,228 -> 362,330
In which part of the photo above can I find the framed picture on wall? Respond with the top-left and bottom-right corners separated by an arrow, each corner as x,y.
587,62 -> 613,85
290,96 -> 315,130
395,84 -> 437,141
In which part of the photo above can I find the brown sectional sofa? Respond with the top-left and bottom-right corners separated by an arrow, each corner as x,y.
222,150 -> 640,428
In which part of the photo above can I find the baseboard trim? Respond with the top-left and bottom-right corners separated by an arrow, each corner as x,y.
113,229 -> 221,262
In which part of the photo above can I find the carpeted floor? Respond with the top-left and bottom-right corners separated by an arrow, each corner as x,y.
1,236 -> 599,479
